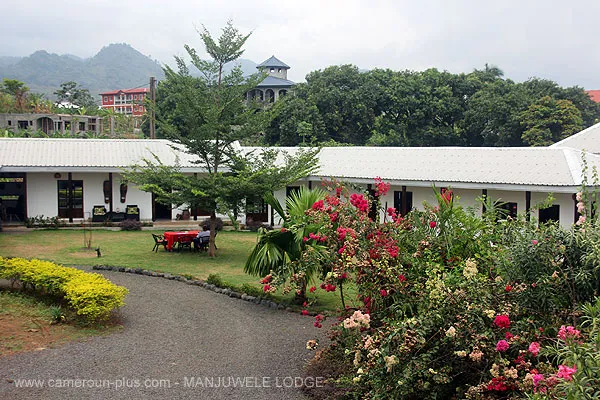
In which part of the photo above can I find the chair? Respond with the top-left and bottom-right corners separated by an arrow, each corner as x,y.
152,234 -> 168,252
177,236 -> 193,252
195,235 -> 210,252
126,204 -> 140,221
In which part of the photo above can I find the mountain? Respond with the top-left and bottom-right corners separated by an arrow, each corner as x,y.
0,44 -> 165,99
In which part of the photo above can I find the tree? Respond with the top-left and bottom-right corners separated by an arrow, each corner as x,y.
1,79 -> 29,112
127,21 -> 319,256
520,96 -> 583,146
54,81 -> 97,109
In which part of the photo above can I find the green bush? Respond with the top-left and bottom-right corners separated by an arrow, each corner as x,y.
0,256 -> 128,321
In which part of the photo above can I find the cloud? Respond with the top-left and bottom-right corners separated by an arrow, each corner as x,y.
2,0 -> 599,88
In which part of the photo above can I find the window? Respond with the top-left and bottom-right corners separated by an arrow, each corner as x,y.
17,120 -> 28,129
134,95 -> 138,100
104,96 -> 108,102
393,190 -> 413,216
539,205 -> 560,224
78,122 -> 85,131
497,202 -> 518,219
7,120 -> 11,126
270,68 -> 275,72
278,68 -> 282,73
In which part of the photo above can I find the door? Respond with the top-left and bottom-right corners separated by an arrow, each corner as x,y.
58,180 -> 83,218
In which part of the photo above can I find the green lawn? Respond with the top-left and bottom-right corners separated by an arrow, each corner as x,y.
0,229 -> 356,312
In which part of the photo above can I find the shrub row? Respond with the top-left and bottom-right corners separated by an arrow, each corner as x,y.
0,256 -> 128,321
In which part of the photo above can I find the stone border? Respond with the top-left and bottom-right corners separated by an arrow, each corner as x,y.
92,265 -> 298,313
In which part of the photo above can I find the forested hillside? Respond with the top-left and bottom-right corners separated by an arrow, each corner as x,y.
0,44 -> 165,98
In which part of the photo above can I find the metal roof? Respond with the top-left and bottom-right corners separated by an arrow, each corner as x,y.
245,145 -> 599,191
256,76 -> 295,88
2,138 -> 598,191
0,138 -> 202,172
256,56 -> 290,69
550,122 -> 600,154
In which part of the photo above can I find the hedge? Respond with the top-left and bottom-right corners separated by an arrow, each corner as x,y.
0,256 -> 128,321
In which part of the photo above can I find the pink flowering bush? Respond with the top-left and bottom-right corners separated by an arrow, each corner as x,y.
289,179 -> 600,399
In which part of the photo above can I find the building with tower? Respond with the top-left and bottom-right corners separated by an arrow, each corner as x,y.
247,56 -> 294,103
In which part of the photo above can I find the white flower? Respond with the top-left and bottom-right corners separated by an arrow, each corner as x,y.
445,326 -> 457,338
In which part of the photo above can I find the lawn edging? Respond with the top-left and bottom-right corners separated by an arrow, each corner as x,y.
92,265 -> 315,315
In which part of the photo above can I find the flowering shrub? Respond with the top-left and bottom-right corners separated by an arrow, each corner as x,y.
0,256 -> 128,321
291,179 -> 600,399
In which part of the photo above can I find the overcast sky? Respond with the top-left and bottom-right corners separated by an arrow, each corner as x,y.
2,0 -> 599,89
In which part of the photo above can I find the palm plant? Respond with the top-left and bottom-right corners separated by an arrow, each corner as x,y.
244,186 -> 326,303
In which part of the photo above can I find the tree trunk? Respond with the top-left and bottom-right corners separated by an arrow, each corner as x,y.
208,208 -> 217,257
294,279 -> 308,305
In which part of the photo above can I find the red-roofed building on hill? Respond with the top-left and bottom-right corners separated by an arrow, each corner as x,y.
586,90 -> 600,103
100,88 -> 149,116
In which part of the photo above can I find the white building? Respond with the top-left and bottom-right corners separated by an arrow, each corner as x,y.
1,122 -> 600,228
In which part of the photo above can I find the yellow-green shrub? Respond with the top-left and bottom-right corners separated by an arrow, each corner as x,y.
0,256 -> 128,321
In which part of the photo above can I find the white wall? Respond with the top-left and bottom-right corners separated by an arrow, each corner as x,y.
26,172 -> 154,221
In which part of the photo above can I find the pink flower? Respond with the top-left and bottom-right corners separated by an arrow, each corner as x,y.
429,221 -> 437,228
398,274 -> 407,282
556,364 -> 577,381
533,373 -> 544,387
496,340 -> 510,352
311,200 -> 324,211
528,342 -> 541,357
309,286 -> 316,293
494,315 -> 511,329
532,239 -> 539,245
303,236 -> 309,242
557,325 -> 581,341
380,289 -> 388,297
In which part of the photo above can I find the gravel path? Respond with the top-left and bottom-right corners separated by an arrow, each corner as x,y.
0,267 -> 323,400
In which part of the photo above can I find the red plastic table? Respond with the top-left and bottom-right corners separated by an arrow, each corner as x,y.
163,231 -> 199,251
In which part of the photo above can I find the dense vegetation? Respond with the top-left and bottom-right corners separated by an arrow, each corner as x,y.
262,65 -> 600,147
262,181 -> 600,399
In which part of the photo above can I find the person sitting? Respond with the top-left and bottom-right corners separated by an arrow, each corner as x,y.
193,229 -> 210,251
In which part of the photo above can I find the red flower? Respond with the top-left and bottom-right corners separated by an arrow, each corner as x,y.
505,285 -> 513,292
263,284 -> 271,292
260,275 -> 272,284
350,193 -> 369,213
303,237 -> 309,242
374,177 -> 390,197
441,188 -> 453,204
531,239 -> 539,245
302,302 -> 307,307
329,212 -> 338,222
494,315 -> 511,329
429,221 -> 437,228
398,274 -> 407,282
309,286 -> 316,293
505,331 -> 514,340
301,309 -> 309,316
380,289 -> 388,297
311,200 -> 325,211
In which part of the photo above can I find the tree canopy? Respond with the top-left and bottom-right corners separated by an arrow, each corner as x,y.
261,66 -> 599,147
127,21 -> 320,256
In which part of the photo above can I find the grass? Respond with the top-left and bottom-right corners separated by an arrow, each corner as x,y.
0,229 -> 358,312
0,289 -> 119,357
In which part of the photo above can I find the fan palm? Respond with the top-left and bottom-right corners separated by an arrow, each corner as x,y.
244,186 -> 326,303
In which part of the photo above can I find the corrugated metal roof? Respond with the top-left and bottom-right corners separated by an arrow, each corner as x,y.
0,138 -> 201,170
550,122 -> 600,154
2,138 -> 598,189
256,76 -> 295,88
256,56 -> 290,69
246,146 -> 599,188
